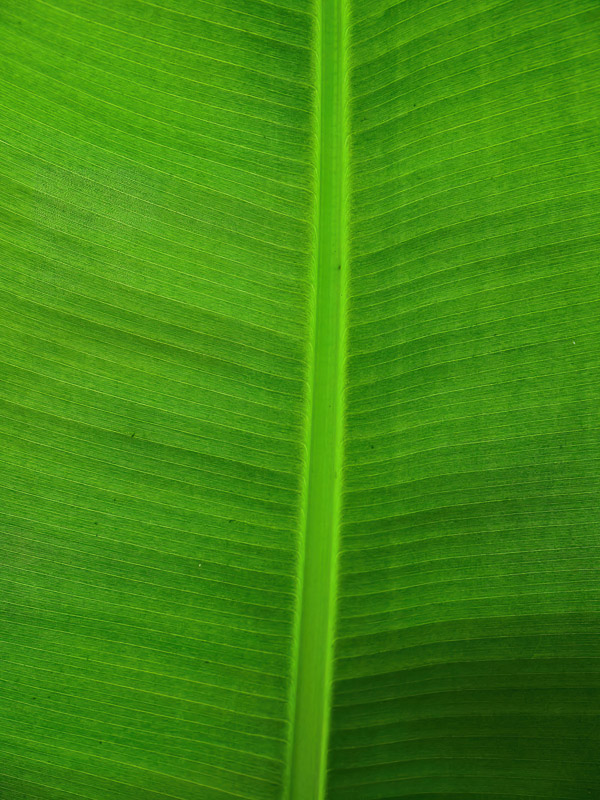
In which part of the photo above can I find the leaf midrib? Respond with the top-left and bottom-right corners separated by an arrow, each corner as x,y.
287,0 -> 349,798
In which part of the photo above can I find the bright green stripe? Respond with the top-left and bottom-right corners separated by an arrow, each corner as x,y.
288,0 -> 348,797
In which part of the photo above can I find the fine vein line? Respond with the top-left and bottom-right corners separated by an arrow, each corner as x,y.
288,0 -> 348,797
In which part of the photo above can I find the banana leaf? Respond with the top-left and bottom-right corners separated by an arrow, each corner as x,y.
0,1 -> 599,798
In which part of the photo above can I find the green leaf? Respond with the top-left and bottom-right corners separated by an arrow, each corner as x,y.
1,1 -> 599,799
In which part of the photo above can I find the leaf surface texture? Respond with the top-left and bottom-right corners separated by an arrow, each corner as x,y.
0,1 -> 599,799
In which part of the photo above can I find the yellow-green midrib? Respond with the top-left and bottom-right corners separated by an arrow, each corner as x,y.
288,0 -> 348,797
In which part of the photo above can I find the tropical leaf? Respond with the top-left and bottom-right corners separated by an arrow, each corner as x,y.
0,1 -> 599,799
